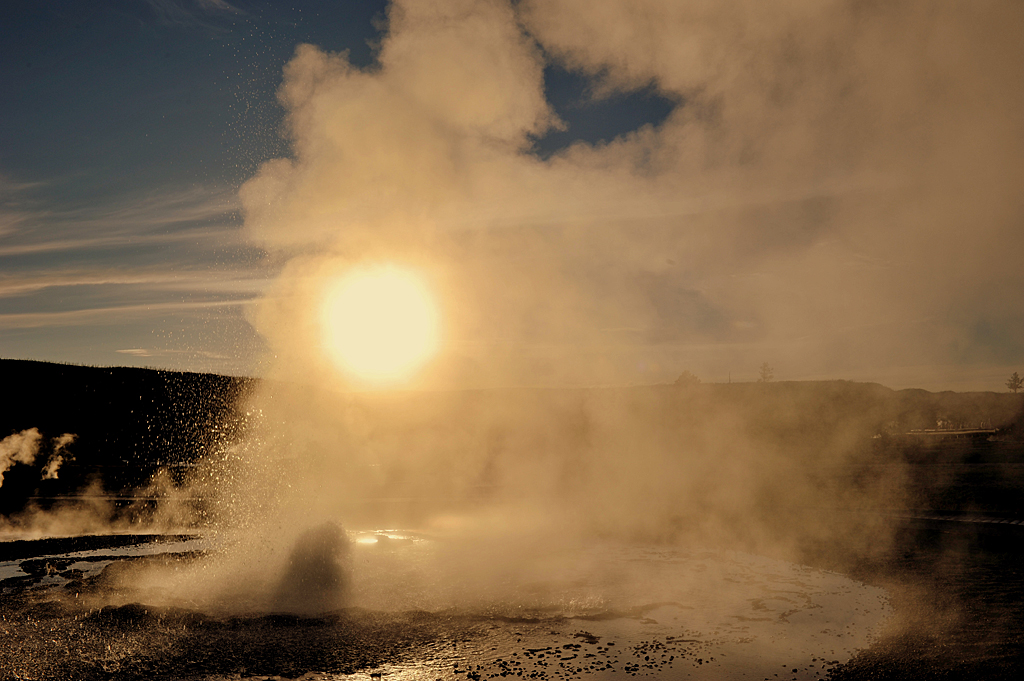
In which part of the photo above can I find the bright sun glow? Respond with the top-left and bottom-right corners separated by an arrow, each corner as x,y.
322,265 -> 439,384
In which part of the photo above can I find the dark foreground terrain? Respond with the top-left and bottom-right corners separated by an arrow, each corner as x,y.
2,360 -> 1024,679
826,513 -> 1024,681
1,495 -> 1022,680
0,359 -> 251,517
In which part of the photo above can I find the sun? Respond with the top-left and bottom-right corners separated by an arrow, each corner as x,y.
321,265 -> 440,385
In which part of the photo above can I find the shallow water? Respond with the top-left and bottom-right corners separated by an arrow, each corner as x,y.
0,531 -> 890,680
0,535 -> 209,581
337,533 -> 891,681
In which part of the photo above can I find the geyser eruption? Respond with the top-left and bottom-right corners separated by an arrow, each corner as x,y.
221,0 -> 943,607
68,0 -> 1019,675
4,1 -> 1023,678
273,521 -> 351,614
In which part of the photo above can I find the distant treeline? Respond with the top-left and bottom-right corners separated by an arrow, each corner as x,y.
680,380 -> 1024,443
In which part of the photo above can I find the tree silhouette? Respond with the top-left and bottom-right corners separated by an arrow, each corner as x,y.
1007,371 -> 1023,393
674,370 -> 701,387
758,362 -> 774,383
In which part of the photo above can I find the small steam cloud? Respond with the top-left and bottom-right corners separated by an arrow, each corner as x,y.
0,480 -> 115,539
0,428 -> 75,487
0,428 -> 42,486
41,432 -> 76,480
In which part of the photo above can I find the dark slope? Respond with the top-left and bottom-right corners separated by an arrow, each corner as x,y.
0,359 -> 253,515
3,360 -> 1022,520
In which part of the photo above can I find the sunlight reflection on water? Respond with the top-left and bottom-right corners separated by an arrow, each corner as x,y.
330,530 -> 892,681
1,531 -> 891,680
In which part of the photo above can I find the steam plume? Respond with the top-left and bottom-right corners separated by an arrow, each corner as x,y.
0,429 -> 77,487
0,428 -> 43,487
41,432 -> 76,480
240,0 -> 1024,388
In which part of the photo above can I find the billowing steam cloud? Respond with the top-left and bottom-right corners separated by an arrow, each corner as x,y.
166,0 -> 1024,614
241,0 -> 1024,389
0,428 -> 75,487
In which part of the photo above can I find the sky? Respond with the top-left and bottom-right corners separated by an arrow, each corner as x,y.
2,0 -> 1023,391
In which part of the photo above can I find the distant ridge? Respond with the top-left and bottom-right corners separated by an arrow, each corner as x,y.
2,359 -> 1022,519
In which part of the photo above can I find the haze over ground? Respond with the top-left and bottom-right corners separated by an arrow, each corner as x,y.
2,0 -> 1023,391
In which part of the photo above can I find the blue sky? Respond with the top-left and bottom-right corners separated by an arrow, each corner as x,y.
0,0 -> 678,376
2,0 -> 1023,390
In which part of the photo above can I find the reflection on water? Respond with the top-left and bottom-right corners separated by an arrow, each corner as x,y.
0,534 -> 208,581
0,531 -> 890,680
342,531 -> 891,680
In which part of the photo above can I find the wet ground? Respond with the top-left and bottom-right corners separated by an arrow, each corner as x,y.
818,446 -> 1024,681
824,518 -> 1024,681
1,532 -> 891,681
0,534 -> 448,680
0,523 -> 1021,680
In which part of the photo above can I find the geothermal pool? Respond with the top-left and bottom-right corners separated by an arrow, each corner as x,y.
346,531 -> 890,680
0,530 -> 890,681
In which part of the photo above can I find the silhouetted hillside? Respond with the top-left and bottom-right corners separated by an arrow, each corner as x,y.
3,360 -> 1022,524
0,359 -> 253,515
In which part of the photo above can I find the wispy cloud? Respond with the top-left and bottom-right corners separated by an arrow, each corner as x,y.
0,299 -> 253,330
0,184 -> 241,248
116,347 -> 231,360
0,227 -> 242,258
63,186 -> 239,230
0,232 -> 258,263
0,267 -> 271,298
0,175 -> 48,238
142,0 -> 243,29
0,175 -> 47,197
0,185 -> 262,303
0,181 -> 272,343
0,211 -> 32,239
